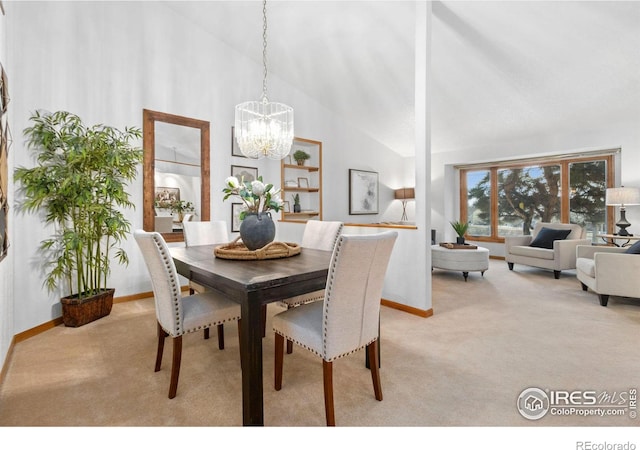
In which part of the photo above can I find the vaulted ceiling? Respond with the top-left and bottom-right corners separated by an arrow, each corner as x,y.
166,1 -> 640,158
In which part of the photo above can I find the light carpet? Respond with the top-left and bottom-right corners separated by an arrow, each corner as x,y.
1,259 -> 639,428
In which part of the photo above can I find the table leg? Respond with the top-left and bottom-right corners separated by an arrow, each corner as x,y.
240,294 -> 264,426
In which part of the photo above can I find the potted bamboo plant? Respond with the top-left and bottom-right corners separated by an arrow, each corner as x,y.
14,110 -> 142,327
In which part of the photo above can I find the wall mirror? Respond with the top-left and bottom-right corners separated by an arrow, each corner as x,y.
143,109 -> 210,243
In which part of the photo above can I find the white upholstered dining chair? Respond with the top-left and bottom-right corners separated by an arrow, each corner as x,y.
278,220 -> 343,353
182,220 -> 231,340
183,220 -> 228,248
272,231 -> 397,426
183,220 -> 229,295
134,230 -> 241,399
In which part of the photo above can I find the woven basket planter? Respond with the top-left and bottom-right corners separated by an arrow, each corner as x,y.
61,288 -> 115,327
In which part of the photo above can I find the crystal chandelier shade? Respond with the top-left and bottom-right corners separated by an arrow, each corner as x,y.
234,0 -> 294,160
235,99 -> 293,159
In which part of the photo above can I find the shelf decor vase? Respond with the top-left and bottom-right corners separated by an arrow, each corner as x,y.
240,212 -> 276,250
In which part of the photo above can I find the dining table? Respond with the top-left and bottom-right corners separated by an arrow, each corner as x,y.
169,243 -> 332,426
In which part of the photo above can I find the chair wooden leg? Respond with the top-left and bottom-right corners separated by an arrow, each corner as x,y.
323,360 -> 335,426
204,328 -> 210,340
189,288 -> 195,295
168,335 -> 182,399
274,333 -> 284,391
554,270 -> 561,279
286,304 -> 294,354
367,340 -> 383,401
217,324 -> 225,350
581,282 -> 588,291
155,321 -> 167,372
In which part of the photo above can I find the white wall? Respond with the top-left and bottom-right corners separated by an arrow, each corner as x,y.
431,118 -> 640,256
6,1 -> 426,339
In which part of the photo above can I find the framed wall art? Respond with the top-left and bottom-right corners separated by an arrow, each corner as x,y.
231,126 -> 245,158
231,165 -> 258,183
349,169 -> 379,215
155,186 -> 180,205
0,62 -> 9,262
231,202 -> 245,232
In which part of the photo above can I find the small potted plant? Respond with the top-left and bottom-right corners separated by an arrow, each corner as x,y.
293,150 -> 310,166
450,220 -> 469,245
292,193 -> 301,212
169,200 -> 195,222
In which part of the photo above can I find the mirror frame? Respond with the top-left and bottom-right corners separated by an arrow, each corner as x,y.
143,109 -> 210,243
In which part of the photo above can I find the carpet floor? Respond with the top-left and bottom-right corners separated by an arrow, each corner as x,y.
1,260 -> 639,431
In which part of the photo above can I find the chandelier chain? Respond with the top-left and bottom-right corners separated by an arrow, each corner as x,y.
262,0 -> 268,102
234,0 -> 293,160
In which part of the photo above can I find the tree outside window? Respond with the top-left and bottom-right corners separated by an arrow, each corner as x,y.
462,154 -> 612,242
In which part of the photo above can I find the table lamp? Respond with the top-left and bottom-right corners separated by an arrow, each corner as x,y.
394,188 -> 415,222
605,186 -> 640,236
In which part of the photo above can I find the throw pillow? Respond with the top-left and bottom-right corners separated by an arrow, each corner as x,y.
624,240 -> 640,254
529,227 -> 572,249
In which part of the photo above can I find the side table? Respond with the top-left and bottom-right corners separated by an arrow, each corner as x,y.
597,234 -> 640,247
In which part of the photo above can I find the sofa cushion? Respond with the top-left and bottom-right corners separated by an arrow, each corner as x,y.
576,257 -> 595,277
624,240 -> 640,254
509,245 -> 555,260
529,227 -> 571,249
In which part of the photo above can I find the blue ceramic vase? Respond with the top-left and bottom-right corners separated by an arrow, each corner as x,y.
239,212 -> 276,250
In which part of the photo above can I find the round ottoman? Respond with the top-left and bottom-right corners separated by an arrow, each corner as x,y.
431,244 -> 489,281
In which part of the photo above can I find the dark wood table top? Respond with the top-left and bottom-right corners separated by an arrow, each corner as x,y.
170,244 -> 332,304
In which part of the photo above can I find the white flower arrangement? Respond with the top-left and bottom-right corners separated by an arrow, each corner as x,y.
222,175 -> 283,220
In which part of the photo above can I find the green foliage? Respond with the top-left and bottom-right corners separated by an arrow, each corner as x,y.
14,110 -> 142,298
293,150 -> 310,161
292,193 -> 300,205
155,199 -> 194,215
450,220 -> 469,237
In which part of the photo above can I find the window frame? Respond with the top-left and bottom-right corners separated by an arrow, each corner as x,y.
459,153 -> 615,243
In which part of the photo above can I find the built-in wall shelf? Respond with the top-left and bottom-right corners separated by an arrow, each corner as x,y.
281,137 -> 322,223
283,164 -> 319,172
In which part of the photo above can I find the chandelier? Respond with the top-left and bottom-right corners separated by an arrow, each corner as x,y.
235,0 -> 293,160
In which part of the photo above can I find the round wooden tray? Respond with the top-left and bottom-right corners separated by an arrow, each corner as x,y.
214,237 -> 301,260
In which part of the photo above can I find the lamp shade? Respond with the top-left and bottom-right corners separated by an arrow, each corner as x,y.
394,188 -> 415,200
605,187 -> 640,206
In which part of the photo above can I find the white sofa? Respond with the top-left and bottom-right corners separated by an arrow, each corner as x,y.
576,245 -> 640,306
505,222 -> 589,279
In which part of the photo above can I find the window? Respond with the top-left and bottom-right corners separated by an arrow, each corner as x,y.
460,153 -> 614,243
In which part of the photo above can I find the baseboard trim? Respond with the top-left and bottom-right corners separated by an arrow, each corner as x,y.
381,298 -> 433,318
0,336 -> 16,388
112,290 -> 154,304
